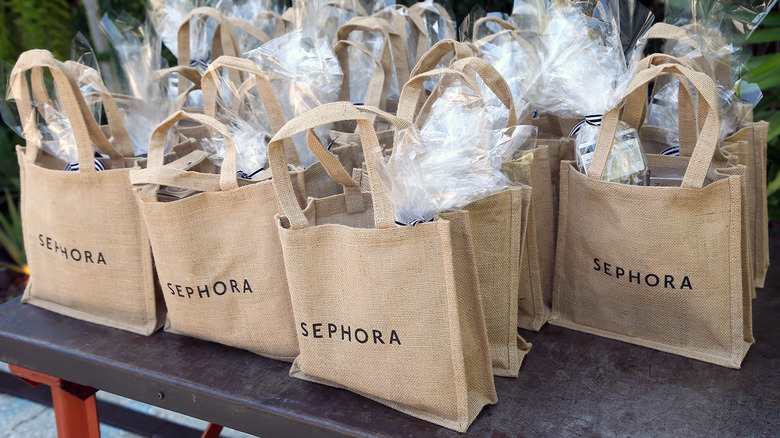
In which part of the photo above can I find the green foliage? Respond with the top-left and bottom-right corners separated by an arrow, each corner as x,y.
746,10 -> 780,218
2,0 -> 81,61
0,189 -> 27,275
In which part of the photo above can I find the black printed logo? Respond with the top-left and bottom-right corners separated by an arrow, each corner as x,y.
593,258 -> 692,290
39,234 -> 106,265
300,322 -> 401,345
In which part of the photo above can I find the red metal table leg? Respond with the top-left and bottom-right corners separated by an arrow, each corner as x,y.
9,364 -> 100,438
202,423 -> 223,438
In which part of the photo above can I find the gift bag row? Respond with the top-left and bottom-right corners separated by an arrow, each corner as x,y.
3,0 -> 772,432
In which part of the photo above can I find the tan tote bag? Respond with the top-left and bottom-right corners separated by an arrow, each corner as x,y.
397,58 -> 535,374
550,63 -> 753,368
129,110 -> 324,359
12,49 -> 162,335
626,53 -> 769,289
268,102 -> 497,432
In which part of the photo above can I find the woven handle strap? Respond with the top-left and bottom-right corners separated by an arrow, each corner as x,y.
10,49 -> 123,171
253,10 -> 286,38
202,55 -> 302,168
472,16 -> 517,37
268,102 -> 410,230
334,39 -> 392,112
177,7 -> 241,94
409,39 -> 473,77
62,60 -> 135,158
338,16 -> 412,92
625,54 -> 710,157
398,58 -> 517,129
27,60 -> 129,163
589,63 -> 719,189
408,2 -> 456,38
130,110 -> 239,197
646,22 -> 731,86
450,57 -> 517,127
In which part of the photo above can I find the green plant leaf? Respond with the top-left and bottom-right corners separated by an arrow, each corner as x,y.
746,27 -> 780,44
746,53 -> 780,79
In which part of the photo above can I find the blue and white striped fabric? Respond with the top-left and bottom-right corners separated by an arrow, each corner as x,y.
569,114 -> 603,137
64,158 -> 106,172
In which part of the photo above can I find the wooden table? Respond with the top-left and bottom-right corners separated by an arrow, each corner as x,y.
0,235 -> 777,437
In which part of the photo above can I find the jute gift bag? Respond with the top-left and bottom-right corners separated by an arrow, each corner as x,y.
626,53 -> 769,289
550,63 -> 753,368
129,110 -> 324,359
269,102 -> 497,432
397,58 -> 534,374
11,50 -> 162,334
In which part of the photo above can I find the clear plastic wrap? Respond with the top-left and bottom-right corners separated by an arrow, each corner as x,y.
408,0 -> 457,52
646,1 -> 777,139
101,12 -> 175,157
343,27 -> 389,104
462,7 -> 538,124
646,77 -> 751,145
201,74 -> 271,178
525,2 -> 652,117
286,0 -> 377,44
575,120 -> 649,185
0,62 -> 103,171
245,29 -> 343,167
215,0 -> 286,44
148,0 -> 213,61
516,1 -> 652,185
71,33 -> 103,126
373,75 -> 537,225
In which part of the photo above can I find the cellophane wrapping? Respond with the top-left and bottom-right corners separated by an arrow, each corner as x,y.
245,29 -> 343,167
373,74 -> 537,225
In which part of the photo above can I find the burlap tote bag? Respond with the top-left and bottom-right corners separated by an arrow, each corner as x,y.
408,46 -> 558,331
550,63 -> 753,368
11,50 -> 161,335
396,58 -> 535,374
626,53 -> 769,289
129,110 -> 321,359
268,102 -> 497,432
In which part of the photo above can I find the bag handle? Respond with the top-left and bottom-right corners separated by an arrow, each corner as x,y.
409,39 -> 473,78
407,2 -> 456,40
624,54 -> 710,157
10,49 -> 124,171
177,7 -> 241,94
472,16 -> 517,37
201,55 -> 302,168
450,57 -> 517,127
645,22 -> 731,86
333,38 -> 392,110
398,58 -> 517,128
61,60 -> 138,158
30,61 -> 136,159
337,16 -> 412,93
268,103 -> 410,230
130,111 -> 240,198
153,65 -> 203,110
589,63 -> 719,189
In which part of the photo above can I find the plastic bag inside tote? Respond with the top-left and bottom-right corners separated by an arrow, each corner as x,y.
245,29 -> 343,167
101,12 -> 175,157
375,70 -> 537,225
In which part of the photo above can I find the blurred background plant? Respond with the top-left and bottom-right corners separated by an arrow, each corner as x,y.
0,0 -> 776,299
